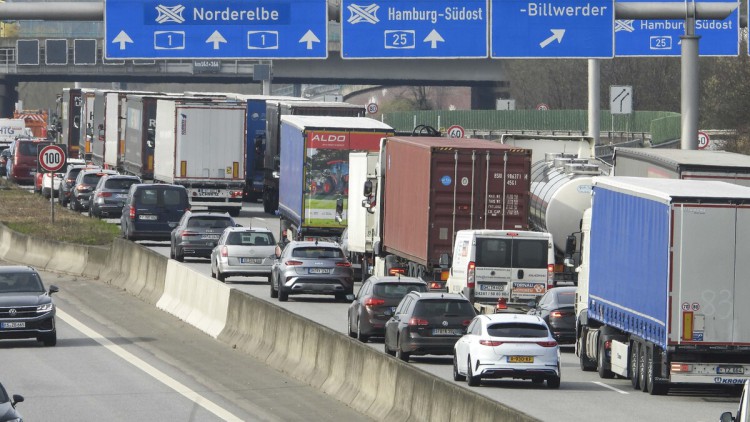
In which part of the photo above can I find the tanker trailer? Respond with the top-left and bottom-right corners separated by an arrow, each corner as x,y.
529,153 -> 606,284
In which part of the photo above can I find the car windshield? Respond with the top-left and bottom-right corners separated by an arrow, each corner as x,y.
373,283 -> 427,298
226,232 -> 274,246
18,142 -> 51,156
291,247 -> 343,259
487,322 -> 550,338
67,168 -> 83,180
81,173 -> 106,185
414,300 -> 474,317
105,178 -> 138,190
0,272 -> 45,293
475,238 -> 548,269
187,217 -> 233,229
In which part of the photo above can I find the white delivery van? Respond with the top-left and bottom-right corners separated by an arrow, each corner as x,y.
446,230 -> 554,308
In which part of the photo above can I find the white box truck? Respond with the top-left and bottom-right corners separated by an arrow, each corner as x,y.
153,99 -> 246,216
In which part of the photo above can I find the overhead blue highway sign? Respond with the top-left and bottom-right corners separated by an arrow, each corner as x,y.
491,0 -> 614,58
615,0 -> 739,57
104,0 -> 328,59
341,0 -> 488,59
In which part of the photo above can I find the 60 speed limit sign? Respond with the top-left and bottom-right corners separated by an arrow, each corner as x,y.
447,125 -> 465,139
38,145 -> 66,172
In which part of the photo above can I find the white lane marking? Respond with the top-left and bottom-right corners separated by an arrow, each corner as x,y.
253,217 -> 266,222
592,381 -> 630,394
57,309 -> 243,422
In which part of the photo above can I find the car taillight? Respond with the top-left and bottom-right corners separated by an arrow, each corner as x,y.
76,184 -> 86,191
389,268 -> 405,275
429,282 -> 442,290
285,260 -> 303,266
548,263 -> 554,286
129,206 -> 136,219
221,246 -> 228,257
550,311 -> 564,318
479,340 -> 503,346
408,318 -> 428,326
462,320 -> 472,327
96,192 -> 112,198
364,298 -> 385,308
180,230 -> 198,238
604,340 -> 611,350
467,261 -> 476,289
336,261 -> 352,267
230,190 -> 243,198
537,341 -> 558,347
496,297 -> 507,310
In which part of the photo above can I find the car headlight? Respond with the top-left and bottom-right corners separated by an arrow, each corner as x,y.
37,303 -> 54,313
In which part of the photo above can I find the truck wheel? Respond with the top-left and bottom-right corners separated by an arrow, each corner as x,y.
646,346 -> 669,396
639,342 -> 648,392
597,341 -> 614,379
630,341 -> 641,390
578,328 -> 596,371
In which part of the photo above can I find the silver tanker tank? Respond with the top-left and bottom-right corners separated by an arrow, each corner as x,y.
530,153 -> 606,254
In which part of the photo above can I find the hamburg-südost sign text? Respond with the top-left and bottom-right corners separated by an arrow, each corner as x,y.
104,0 -> 328,59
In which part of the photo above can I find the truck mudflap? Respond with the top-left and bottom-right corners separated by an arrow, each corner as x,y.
670,363 -> 750,385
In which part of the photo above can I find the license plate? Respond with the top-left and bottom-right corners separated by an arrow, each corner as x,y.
1,322 -> 25,329
198,189 -> 220,196
240,258 -> 264,264
116,193 -> 128,198
138,215 -> 158,220
479,283 -> 504,291
309,268 -> 331,274
717,366 -> 745,375
201,234 -> 220,240
432,328 -> 461,336
508,356 -> 534,363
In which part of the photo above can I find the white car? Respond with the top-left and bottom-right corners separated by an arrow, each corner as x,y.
453,313 -> 561,388
210,227 -> 277,282
41,158 -> 87,198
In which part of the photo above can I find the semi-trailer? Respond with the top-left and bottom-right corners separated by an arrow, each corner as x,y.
575,176 -> 750,394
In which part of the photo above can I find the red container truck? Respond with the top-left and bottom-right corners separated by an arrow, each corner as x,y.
369,137 -> 532,289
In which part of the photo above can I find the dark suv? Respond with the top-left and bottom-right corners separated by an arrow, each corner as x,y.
170,211 -> 237,262
89,174 -> 142,218
58,164 -> 100,207
384,292 -> 475,362
0,265 -> 59,347
121,184 -> 190,241
347,276 -> 428,343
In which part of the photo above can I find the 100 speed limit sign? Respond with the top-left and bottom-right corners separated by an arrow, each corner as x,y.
38,145 -> 66,172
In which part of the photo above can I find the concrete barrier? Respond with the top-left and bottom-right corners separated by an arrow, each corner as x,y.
99,239 -> 167,305
157,260 -> 230,338
82,245 -> 109,279
218,290 -> 540,422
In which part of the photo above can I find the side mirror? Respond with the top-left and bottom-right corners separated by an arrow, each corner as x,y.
363,180 -> 373,196
345,293 -> 355,301
565,235 -> 577,255
719,412 -> 735,422
439,253 -> 451,269
49,285 -> 59,295
11,394 -> 23,407
527,300 -> 537,309
564,257 -> 576,268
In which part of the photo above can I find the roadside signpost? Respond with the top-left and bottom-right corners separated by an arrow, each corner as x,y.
38,144 -> 65,223
615,0 -> 739,56
341,0 -> 488,58
367,103 -> 379,114
610,85 -> 632,114
104,0 -> 328,59
698,132 -> 710,150
491,0 -> 614,58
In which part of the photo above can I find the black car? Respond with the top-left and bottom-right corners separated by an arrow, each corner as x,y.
0,265 -> 58,346
384,292 -> 475,362
121,184 -> 191,242
58,164 -> 100,207
89,174 -> 142,218
170,211 -> 237,262
347,275 -> 428,343
69,168 -> 118,212
527,286 -> 576,345
0,381 -> 23,422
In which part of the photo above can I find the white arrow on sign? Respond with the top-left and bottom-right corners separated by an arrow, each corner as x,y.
424,30 -> 445,49
299,30 -> 320,50
206,30 -> 227,50
112,31 -> 133,50
539,29 -> 565,48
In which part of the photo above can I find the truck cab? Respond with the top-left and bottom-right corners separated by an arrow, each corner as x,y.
446,230 -> 554,310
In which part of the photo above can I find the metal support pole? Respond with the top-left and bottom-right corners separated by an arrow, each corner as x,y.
681,13 -> 700,150
587,59 -> 601,146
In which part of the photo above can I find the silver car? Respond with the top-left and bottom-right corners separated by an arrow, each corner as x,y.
210,227 -> 277,282
270,240 -> 353,302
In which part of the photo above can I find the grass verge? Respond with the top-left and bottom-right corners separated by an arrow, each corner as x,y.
0,180 -> 120,245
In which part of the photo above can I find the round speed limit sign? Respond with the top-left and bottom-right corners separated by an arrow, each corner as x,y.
38,144 -> 66,172
447,125 -> 465,139
697,131 -> 710,150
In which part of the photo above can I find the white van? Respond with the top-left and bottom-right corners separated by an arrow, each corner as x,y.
445,230 -> 554,307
